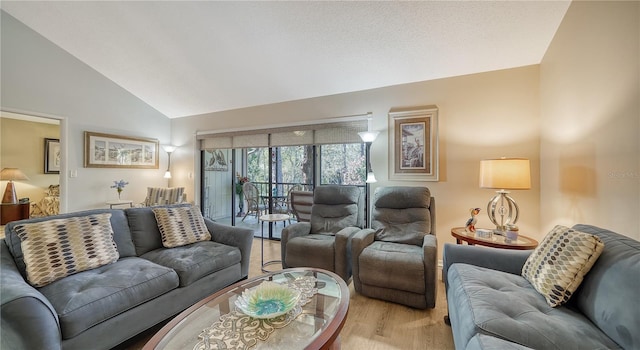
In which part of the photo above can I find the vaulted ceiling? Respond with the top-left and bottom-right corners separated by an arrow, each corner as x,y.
1,1 -> 571,118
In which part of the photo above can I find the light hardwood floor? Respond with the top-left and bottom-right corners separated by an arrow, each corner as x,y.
119,238 -> 457,349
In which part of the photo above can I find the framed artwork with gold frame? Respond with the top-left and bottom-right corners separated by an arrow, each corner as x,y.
84,131 -> 159,169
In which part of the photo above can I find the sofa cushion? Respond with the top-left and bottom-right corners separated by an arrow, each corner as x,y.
141,241 -> 241,287
13,213 -> 119,287
372,186 -> 432,245
310,185 -> 363,234
38,256 -> 179,339
5,209 -> 136,276
570,224 -> 640,350
125,206 -> 164,255
522,225 -> 604,307
285,234 -> 335,271
372,211 -> 430,246
153,206 -> 211,248
447,263 -> 621,350
125,204 -> 192,255
465,334 -> 534,350
359,241 -> 425,294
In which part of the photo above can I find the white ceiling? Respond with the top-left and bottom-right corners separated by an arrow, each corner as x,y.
1,1 -> 570,119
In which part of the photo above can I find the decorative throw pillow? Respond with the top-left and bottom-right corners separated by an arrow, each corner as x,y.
153,206 -> 211,248
14,213 -> 120,287
145,187 -> 185,206
522,225 -> 604,307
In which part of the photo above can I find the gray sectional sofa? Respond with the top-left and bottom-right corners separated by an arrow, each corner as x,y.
1,205 -> 253,350
443,224 -> 640,350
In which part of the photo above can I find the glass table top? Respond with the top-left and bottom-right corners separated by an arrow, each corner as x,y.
145,268 -> 349,350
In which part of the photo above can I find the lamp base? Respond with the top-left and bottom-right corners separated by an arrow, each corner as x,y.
486,190 -> 520,232
2,181 -> 18,204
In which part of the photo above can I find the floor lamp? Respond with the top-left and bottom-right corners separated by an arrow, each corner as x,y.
163,145 -> 176,179
358,113 -> 379,183
1,168 -> 30,204
358,114 -> 379,228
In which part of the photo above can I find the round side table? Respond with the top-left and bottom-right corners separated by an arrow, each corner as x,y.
450,227 -> 538,250
259,213 -> 290,272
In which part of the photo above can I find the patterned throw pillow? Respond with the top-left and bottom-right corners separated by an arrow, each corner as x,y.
145,187 -> 185,206
14,213 -> 120,287
522,225 -> 604,307
152,206 -> 211,248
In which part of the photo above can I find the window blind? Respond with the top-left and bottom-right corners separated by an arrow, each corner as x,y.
198,119 -> 367,150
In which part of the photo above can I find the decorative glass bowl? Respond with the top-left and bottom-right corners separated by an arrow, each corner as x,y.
234,281 -> 301,319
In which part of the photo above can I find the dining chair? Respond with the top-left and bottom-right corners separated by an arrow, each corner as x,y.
242,182 -> 266,221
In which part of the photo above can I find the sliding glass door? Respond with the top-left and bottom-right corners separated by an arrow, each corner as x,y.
199,118 -> 369,239
201,149 -> 234,221
201,143 -> 366,237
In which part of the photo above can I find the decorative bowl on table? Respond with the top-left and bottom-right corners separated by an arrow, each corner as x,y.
234,281 -> 301,319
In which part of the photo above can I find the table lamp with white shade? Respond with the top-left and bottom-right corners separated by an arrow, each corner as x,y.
479,158 -> 531,233
1,168 -> 30,204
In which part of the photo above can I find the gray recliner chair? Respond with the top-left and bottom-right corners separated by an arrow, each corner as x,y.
280,185 -> 364,281
351,186 -> 437,309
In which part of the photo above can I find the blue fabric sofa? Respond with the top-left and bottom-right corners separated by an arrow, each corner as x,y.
1,206 -> 253,350
443,224 -> 639,350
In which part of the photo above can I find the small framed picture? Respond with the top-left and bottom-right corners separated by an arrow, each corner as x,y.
44,138 -> 61,174
204,149 -> 229,171
388,106 -> 439,181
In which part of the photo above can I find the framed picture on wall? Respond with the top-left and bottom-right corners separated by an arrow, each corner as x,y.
203,149 -> 229,171
84,131 -> 159,169
388,106 -> 439,181
44,138 -> 61,174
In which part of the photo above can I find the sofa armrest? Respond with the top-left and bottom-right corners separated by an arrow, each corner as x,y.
422,234 -> 438,308
204,219 -> 254,279
1,241 -> 61,350
350,229 -> 376,292
334,226 -> 362,282
442,243 -> 532,290
280,222 -> 312,267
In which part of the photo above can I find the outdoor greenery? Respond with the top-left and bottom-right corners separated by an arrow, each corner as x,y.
246,143 -> 366,188
319,144 -> 366,185
200,143 -> 366,221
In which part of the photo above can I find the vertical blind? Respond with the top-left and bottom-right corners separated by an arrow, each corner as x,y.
198,119 -> 368,150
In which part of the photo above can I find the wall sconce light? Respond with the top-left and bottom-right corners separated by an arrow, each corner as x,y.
1,168 -> 30,204
479,157 -> 531,232
358,113 -> 379,183
163,145 -> 176,179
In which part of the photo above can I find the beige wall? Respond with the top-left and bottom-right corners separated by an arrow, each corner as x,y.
1,116 -> 60,204
171,65 -> 542,258
540,1 -> 640,239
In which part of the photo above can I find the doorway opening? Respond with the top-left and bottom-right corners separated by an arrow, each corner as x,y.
1,110 -> 65,224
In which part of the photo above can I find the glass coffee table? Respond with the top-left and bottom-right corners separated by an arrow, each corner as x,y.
143,268 -> 349,350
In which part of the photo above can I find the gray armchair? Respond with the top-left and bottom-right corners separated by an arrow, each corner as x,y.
351,186 -> 437,309
281,185 -> 364,281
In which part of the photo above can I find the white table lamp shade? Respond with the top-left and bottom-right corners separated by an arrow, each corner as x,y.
479,158 -> 531,190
